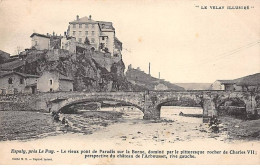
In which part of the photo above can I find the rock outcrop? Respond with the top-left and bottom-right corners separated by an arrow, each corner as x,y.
0,48 -> 133,92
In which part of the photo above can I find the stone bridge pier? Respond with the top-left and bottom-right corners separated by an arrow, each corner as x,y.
142,91 -> 218,120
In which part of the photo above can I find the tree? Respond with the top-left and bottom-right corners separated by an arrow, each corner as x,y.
84,37 -> 90,45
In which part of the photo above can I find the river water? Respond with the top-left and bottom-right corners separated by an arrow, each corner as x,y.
100,106 -> 203,123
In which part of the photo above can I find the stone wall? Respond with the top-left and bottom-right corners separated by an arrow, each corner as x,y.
1,91 -> 259,120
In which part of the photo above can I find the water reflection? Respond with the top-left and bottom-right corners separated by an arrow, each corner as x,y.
99,106 -> 203,122
100,106 -> 144,119
161,106 -> 203,123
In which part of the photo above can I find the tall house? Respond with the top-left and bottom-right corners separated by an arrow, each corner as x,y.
67,15 -> 118,56
30,33 -> 50,50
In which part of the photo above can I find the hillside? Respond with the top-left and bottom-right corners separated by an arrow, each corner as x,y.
125,66 -> 184,91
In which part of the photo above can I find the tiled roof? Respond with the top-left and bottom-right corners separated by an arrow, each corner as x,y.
216,73 -> 260,86
30,33 -> 50,39
217,80 -> 235,84
97,21 -> 115,31
59,74 -> 73,81
0,59 -> 24,70
0,71 -> 39,78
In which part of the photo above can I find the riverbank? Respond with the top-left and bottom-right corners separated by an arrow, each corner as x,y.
0,110 -> 123,141
0,110 -> 259,143
0,110 -> 259,165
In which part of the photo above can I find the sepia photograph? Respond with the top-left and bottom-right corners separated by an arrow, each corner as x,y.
0,0 -> 259,165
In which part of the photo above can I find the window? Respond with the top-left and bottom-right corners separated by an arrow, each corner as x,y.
92,31 -> 95,35
91,38 -> 95,43
50,88 -> 53,92
85,31 -> 88,35
79,24 -> 82,28
92,24 -> 95,28
50,79 -> 53,85
79,31 -> 82,36
20,78 -> 24,84
102,37 -> 105,40
73,24 -> 76,28
85,24 -> 88,28
8,78 -> 13,84
73,31 -> 76,36
79,38 -> 82,43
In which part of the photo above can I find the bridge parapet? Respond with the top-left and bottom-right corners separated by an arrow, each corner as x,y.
0,91 -> 259,120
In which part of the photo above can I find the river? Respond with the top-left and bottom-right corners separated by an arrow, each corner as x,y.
100,106 -> 203,123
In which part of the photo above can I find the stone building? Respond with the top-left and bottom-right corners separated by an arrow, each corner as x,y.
30,33 -> 50,50
67,15 -> 122,56
0,70 -> 74,94
211,73 -> 260,91
211,80 -> 235,91
0,71 -> 39,94
37,70 -> 73,92
60,36 -> 77,53
154,83 -> 168,90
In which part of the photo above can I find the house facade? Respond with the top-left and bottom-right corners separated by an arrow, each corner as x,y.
0,70 -> 74,94
211,80 -> 235,91
211,73 -> 260,91
0,71 -> 39,94
67,15 -> 121,56
37,71 -> 73,92
30,33 -> 50,50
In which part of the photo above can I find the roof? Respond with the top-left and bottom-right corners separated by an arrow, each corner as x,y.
0,71 -> 39,78
236,73 -> 260,86
97,21 -> 115,31
0,59 -> 24,70
217,80 -> 235,84
215,73 -> 260,86
30,33 -> 50,39
59,74 -> 73,81
69,16 -> 97,24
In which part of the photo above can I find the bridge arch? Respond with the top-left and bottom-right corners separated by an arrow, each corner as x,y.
154,95 -> 203,112
50,97 -> 144,113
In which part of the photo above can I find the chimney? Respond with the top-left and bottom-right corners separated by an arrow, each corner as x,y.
64,32 -> 67,36
89,15 -> 92,20
76,15 -> 79,20
53,31 -> 55,36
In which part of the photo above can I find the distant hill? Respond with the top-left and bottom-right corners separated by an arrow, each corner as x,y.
126,65 -> 184,91
174,83 -> 211,90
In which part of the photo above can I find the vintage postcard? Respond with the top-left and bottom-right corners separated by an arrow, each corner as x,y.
0,0 -> 259,165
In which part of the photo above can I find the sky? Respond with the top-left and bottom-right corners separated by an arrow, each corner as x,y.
0,0 -> 259,83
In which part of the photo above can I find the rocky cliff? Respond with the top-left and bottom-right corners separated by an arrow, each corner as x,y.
1,48 -> 134,92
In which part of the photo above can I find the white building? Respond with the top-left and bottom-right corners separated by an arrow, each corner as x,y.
67,15 -> 121,57
30,33 -> 50,50
211,80 -> 235,91
37,71 -> 73,92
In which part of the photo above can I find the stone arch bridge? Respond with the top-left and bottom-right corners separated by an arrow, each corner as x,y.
2,90 -> 257,120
